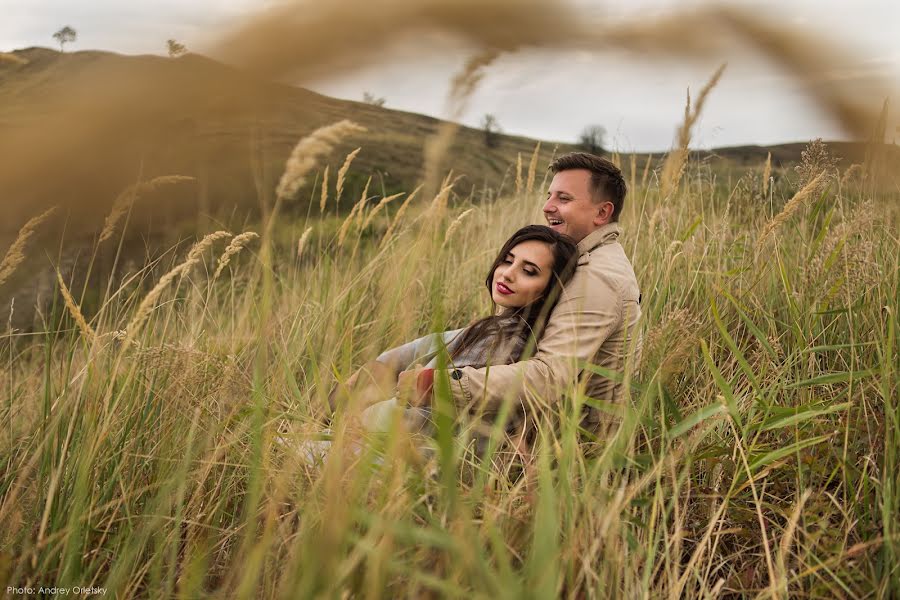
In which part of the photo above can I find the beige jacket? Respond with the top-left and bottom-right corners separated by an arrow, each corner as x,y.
447,222 -> 642,430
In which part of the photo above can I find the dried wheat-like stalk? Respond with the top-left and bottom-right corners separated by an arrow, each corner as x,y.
525,142 -> 541,196
515,153 -> 523,196
337,176 -> 372,247
213,231 -> 259,279
125,261 -> 193,342
382,184 -> 422,243
427,180 -> 455,221
442,208 -> 475,249
276,120 -> 366,202
756,171 -> 826,249
773,489 -> 812,597
762,152 -> 772,196
0,206 -> 57,287
422,50 -> 500,197
318,164 -> 330,213
361,192 -> 404,230
640,155 -> 653,189
99,176 -> 195,244
56,269 -> 98,343
296,227 -> 313,261
353,177 -> 374,226
839,163 -> 864,187
187,231 -> 233,263
335,147 -> 362,207
125,231 -> 230,340
660,64 -> 725,198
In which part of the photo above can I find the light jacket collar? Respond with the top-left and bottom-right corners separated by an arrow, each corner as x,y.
577,222 -> 620,255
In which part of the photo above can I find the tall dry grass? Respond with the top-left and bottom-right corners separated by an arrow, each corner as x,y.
2,134 -> 896,597
1,2 -> 899,596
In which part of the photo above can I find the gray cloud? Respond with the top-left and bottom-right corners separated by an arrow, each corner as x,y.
3,0 -> 898,151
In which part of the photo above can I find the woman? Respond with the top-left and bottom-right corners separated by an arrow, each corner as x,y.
315,225 -> 578,461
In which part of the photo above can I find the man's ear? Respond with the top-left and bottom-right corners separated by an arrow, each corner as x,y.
593,201 -> 614,226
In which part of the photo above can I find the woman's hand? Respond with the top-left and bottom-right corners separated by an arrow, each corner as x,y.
397,366 -> 434,407
328,360 -> 398,412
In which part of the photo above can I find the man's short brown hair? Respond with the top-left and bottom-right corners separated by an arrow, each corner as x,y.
549,152 -> 627,221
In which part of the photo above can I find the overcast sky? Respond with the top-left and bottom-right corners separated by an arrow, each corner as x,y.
3,0 -> 898,151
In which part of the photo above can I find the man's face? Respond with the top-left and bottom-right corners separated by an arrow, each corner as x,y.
542,169 -> 613,242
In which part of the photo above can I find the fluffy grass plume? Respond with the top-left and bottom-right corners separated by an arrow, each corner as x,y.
660,64 -> 726,198
515,152 -> 524,196
296,227 -> 313,261
422,50 -> 499,197
337,176 -> 372,247
0,206 -> 56,287
442,207 -> 475,248
214,231 -> 259,280
276,121 -> 366,202
361,192 -> 404,230
525,142 -> 541,196
125,231 -> 230,339
99,176 -> 195,244
318,165 -> 330,213
55,269 -> 98,343
757,171 -> 826,248
381,183 -> 422,243
335,147 -> 362,207
762,151 -> 772,196
186,230 -> 232,263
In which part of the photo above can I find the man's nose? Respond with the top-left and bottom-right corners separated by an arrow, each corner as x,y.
542,197 -> 556,213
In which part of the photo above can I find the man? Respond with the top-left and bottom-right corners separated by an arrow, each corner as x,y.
402,152 -> 642,433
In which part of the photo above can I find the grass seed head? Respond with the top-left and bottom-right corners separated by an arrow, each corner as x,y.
276,121 -> 366,202
296,227 -> 313,261
319,164 -> 330,213
335,147 -> 362,206
214,231 -> 259,280
56,269 -> 98,343
0,206 -> 57,288
99,176 -> 195,244
757,171 -> 827,249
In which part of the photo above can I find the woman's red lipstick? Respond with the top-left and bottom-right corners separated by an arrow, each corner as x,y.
496,282 -> 513,295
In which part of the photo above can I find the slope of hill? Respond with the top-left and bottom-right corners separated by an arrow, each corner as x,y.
3,47 -> 897,238
0,47 -> 574,236
2,47 -> 897,329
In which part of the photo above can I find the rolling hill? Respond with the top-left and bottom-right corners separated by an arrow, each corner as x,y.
1,46 -> 896,328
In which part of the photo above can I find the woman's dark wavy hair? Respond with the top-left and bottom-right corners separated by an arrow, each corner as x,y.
450,225 -> 578,363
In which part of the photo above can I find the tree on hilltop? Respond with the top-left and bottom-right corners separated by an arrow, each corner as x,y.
362,92 -> 386,107
52,26 -> 77,52
481,113 -> 501,148
578,124 -> 607,155
166,39 -> 187,58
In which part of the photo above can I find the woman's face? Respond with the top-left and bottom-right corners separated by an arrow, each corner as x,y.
491,240 -> 555,308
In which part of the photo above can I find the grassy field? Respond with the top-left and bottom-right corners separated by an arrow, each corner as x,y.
1,135 -> 898,598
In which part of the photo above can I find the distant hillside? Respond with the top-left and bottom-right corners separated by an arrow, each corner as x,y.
0,47 -> 577,237
2,47 -> 897,329
2,47 -> 896,238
